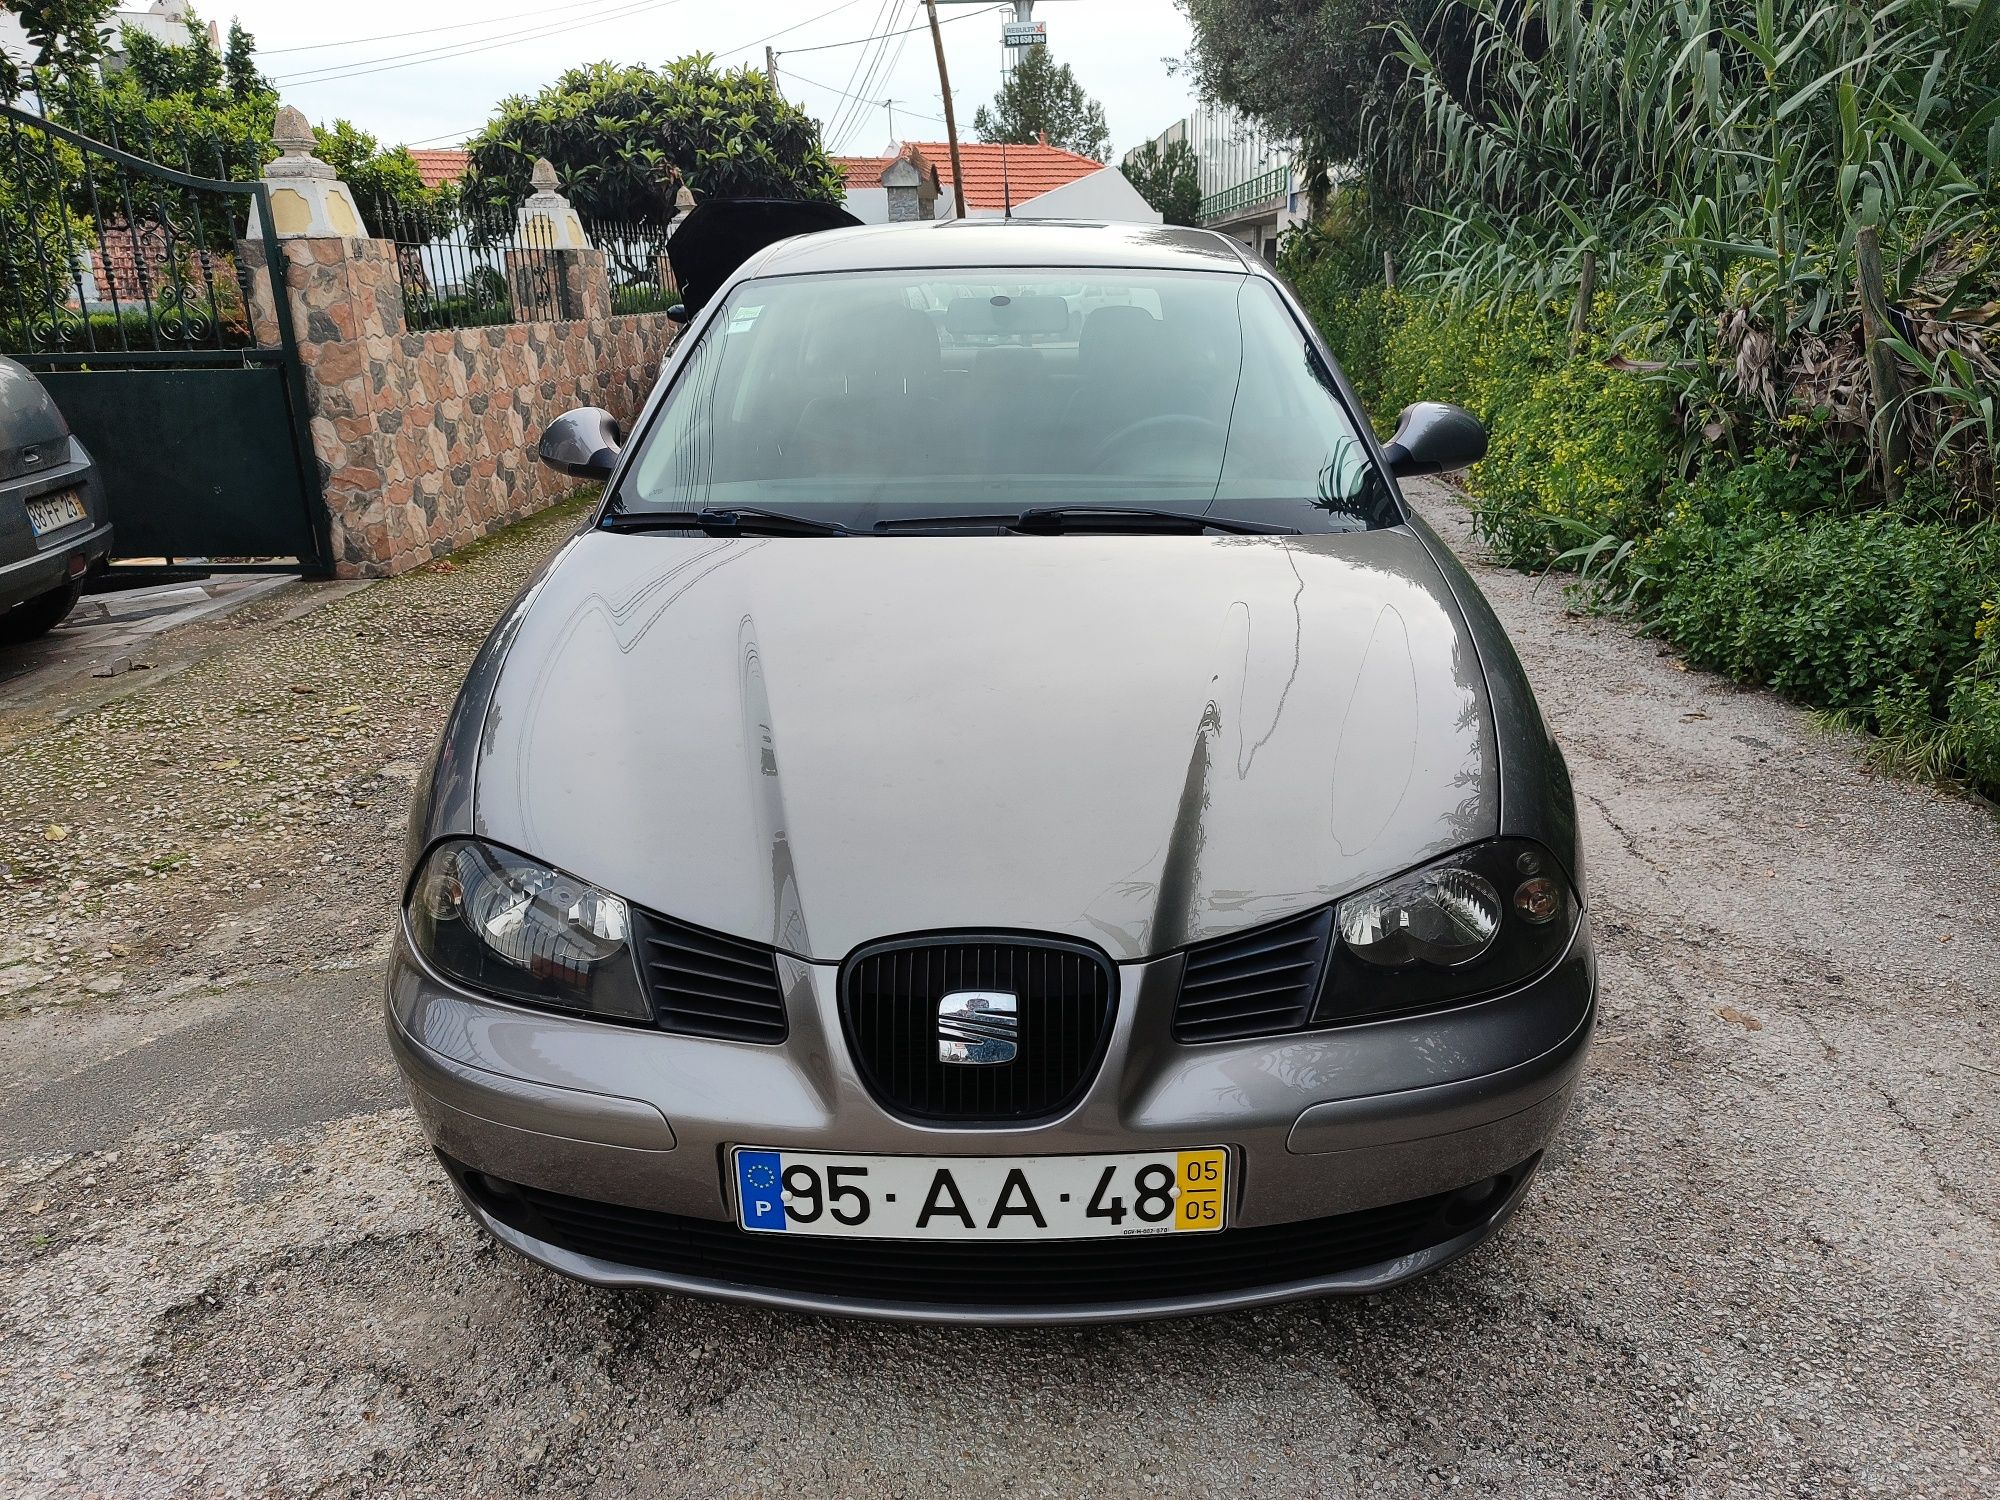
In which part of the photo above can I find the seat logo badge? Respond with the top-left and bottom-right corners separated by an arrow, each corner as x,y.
937,990 -> 1018,1065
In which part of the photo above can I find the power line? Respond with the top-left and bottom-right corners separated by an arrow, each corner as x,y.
256,0 -> 640,57
330,2 -> 965,149
779,64 -> 947,127
778,1 -> 1004,55
720,0 -> 878,59
822,0 -> 902,151
272,0 -> 688,88
831,16 -> 914,150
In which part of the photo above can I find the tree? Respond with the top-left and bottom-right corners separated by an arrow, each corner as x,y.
1176,0 -> 1480,190
312,119 -> 450,236
971,47 -> 1110,161
1123,137 -> 1200,226
33,15 -> 438,233
462,57 -> 842,226
223,19 -> 269,104
0,0 -> 114,101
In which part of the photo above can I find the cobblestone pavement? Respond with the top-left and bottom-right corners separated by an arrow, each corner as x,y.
0,482 -> 1994,1498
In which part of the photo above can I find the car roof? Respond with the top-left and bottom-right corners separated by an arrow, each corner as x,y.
745,218 -> 1261,279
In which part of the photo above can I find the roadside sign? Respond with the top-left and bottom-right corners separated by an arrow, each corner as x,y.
1002,21 -> 1047,46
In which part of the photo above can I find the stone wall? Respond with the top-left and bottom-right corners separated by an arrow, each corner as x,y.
246,236 -> 676,577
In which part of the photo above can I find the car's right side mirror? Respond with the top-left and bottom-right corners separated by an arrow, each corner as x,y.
537,407 -> 623,480
1381,402 -> 1488,478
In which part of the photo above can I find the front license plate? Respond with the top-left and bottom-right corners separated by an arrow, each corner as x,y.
732,1146 -> 1228,1241
25,489 -> 86,537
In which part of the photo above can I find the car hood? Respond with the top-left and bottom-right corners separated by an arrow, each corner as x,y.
469,528 -> 1498,963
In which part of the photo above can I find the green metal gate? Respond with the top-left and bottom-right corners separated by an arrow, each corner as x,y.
0,102 -> 330,574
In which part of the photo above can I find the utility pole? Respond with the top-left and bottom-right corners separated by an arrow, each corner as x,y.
765,45 -> 778,85
883,98 -> 900,139
925,0 -> 967,219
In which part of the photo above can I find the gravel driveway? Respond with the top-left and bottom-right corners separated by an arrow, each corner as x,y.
1,480 -> 1994,1498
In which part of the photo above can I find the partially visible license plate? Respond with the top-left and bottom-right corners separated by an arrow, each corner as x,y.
25,489 -> 86,537
732,1146 -> 1228,1240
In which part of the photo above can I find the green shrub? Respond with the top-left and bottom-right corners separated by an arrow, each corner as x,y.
1946,603 -> 2000,791
1469,341 -> 1676,567
1637,508 -> 1993,716
612,283 -> 677,316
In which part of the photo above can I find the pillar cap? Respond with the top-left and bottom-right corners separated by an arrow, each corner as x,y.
266,104 -> 334,181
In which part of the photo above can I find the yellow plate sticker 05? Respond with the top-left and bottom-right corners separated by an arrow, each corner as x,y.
1174,1148 -> 1227,1232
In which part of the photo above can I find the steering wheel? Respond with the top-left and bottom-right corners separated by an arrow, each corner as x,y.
1089,414 -> 1228,473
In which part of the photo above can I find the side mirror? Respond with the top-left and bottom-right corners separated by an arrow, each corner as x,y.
666,303 -> 690,324
538,406 -> 622,480
1381,402 -> 1488,478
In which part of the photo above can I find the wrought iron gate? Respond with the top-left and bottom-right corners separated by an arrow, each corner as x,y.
0,102 -> 330,574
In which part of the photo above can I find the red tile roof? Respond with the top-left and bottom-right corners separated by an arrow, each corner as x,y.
904,140 -> 1105,210
409,148 -> 470,189
831,154 -> 892,190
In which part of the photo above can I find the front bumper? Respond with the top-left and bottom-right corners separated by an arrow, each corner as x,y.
386,917 -> 1595,1321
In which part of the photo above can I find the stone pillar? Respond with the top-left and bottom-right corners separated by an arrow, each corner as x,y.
247,104 -> 370,241
517,158 -> 591,250
504,158 -> 607,321
559,250 -> 612,321
242,234 -> 410,575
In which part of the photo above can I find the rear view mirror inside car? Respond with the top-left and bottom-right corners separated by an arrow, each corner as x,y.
944,294 -> 1070,337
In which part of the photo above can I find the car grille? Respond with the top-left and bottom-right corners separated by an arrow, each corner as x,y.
630,909 -> 788,1043
445,1155 -> 1532,1308
1173,908 -> 1334,1043
839,935 -> 1115,1123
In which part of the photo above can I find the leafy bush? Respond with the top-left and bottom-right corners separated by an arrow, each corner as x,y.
1286,259 -> 1675,568
1946,604 -> 2000,790
612,283 -> 677,316
1637,509 -> 1992,715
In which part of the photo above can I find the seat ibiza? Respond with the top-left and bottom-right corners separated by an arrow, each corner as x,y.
387,214 -> 1594,1322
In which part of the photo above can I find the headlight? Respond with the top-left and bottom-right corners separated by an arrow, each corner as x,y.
1323,839 -> 1576,1022
406,839 -> 649,1021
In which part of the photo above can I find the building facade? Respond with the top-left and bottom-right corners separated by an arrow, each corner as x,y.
1128,104 -> 1304,263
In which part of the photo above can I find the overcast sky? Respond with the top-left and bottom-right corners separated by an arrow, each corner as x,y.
218,0 -> 1195,157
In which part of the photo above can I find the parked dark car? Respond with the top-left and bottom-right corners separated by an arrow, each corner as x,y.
0,356 -> 111,642
388,214 -> 1594,1323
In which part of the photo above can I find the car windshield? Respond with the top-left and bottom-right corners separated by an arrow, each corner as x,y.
615,268 -> 1389,531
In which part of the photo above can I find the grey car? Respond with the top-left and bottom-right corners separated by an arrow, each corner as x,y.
388,217 -> 1594,1323
0,356 -> 111,642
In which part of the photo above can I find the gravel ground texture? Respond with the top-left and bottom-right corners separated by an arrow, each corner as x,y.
0,479 -> 1995,1499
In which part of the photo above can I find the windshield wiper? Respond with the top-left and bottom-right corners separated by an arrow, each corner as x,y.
873,506 -> 1296,536
1011,506 -> 1296,535
602,506 -> 850,536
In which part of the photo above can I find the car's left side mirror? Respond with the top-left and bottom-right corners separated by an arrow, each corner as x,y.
666,303 -> 690,324
538,406 -> 622,480
1381,402 -> 1488,478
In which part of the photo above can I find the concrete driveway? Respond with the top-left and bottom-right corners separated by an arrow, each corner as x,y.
0,483 -> 1993,1497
